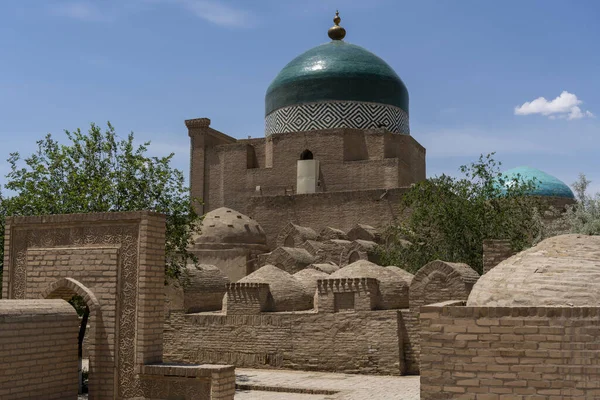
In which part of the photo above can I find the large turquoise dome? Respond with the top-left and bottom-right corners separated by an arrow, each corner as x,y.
501,166 -> 575,199
264,13 -> 409,136
265,41 -> 409,116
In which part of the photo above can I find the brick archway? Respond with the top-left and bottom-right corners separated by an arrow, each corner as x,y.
2,212 -> 166,399
41,277 -> 100,312
41,277 -> 101,396
2,212 -> 236,400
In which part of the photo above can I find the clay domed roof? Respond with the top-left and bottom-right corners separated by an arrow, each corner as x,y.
308,263 -> 339,274
182,264 -> 230,293
386,266 -> 415,285
238,265 -> 313,312
468,234 -> 600,307
294,268 -> 330,296
194,207 -> 267,247
331,260 -> 410,309
499,166 -> 575,199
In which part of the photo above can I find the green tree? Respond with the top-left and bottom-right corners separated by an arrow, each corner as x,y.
0,122 -> 200,280
543,173 -> 600,236
376,154 -> 541,274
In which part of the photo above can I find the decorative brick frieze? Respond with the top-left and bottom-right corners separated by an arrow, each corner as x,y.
265,101 -> 410,136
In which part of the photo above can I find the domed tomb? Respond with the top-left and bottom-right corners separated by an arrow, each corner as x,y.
190,207 -> 269,282
237,265 -> 313,312
468,234 -> 600,307
386,266 -> 415,285
499,166 -> 575,199
331,260 -> 410,309
180,264 -> 230,312
258,247 -> 316,274
265,12 -> 409,136
193,207 -> 267,248
294,268 -> 330,299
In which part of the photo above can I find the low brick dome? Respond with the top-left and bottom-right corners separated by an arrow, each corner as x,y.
238,265 -> 313,312
386,266 -> 415,285
294,268 -> 330,297
183,264 -> 229,291
194,207 -> 266,246
331,260 -> 410,309
181,264 -> 230,312
468,234 -> 600,307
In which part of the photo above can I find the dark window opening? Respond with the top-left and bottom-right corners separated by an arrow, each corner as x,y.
300,149 -> 313,160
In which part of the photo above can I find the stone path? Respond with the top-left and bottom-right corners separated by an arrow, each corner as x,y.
235,368 -> 420,400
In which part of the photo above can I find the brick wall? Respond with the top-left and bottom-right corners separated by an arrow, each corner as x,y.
204,130 -> 424,204
398,309 -> 420,375
407,261 -> 479,374
187,121 -> 426,247
482,240 -> 516,274
164,309 -> 405,375
420,301 -> 600,399
0,299 -> 79,399
248,188 -> 409,248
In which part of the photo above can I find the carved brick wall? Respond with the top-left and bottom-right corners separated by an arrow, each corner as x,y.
2,212 -> 237,400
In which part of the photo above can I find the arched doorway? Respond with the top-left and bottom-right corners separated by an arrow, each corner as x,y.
41,278 -> 100,398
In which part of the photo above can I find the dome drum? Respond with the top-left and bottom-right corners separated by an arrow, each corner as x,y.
265,101 -> 409,136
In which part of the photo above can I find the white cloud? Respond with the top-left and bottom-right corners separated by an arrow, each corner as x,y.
515,91 -> 594,120
50,2 -> 110,22
176,0 -> 255,28
49,0 -> 254,28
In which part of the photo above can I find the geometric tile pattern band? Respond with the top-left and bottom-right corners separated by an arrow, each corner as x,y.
265,101 -> 410,136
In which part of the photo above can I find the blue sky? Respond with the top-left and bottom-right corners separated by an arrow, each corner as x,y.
1,0 -> 599,194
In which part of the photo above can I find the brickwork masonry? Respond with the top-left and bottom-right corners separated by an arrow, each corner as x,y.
0,299 -> 79,400
420,301 -> 600,399
164,309 -> 405,376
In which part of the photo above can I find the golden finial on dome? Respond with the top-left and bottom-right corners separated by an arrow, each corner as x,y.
328,10 -> 346,41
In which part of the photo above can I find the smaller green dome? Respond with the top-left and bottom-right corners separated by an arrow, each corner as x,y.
265,40 -> 409,116
500,166 -> 575,199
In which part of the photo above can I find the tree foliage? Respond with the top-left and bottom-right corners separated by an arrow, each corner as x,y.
0,122 -> 199,280
541,173 -> 600,237
376,154 -> 542,274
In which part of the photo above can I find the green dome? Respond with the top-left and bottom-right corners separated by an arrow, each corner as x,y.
500,166 -> 575,199
265,41 -> 409,116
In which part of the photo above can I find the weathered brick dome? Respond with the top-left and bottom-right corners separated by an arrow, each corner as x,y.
293,268 -> 330,297
237,265 -> 313,312
181,264 -> 229,312
468,234 -> 600,307
193,207 -> 266,247
331,260 -> 411,309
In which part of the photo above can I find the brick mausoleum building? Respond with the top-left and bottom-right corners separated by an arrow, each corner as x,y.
186,12 -> 425,247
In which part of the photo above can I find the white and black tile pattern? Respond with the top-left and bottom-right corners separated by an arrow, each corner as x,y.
265,101 -> 409,136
